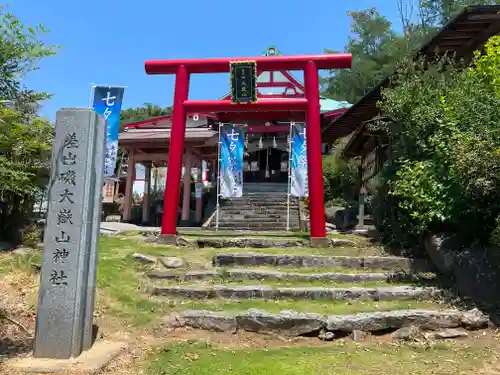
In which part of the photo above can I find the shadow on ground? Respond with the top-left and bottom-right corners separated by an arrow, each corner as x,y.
0,337 -> 32,360
385,236 -> 500,326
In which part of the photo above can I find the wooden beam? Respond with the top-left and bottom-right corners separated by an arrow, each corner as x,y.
456,20 -> 500,60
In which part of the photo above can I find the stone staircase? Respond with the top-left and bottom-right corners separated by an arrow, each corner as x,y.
138,235 -> 490,341
211,183 -> 301,231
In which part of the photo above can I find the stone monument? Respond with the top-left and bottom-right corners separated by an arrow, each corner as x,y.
33,108 -> 106,359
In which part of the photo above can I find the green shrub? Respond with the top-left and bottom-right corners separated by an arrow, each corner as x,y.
372,36 -> 500,249
322,138 -> 359,207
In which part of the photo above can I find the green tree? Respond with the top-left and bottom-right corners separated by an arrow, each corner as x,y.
322,8 -> 403,103
0,8 -> 57,243
120,102 -> 171,130
372,36 -> 500,247
323,1 -> 500,104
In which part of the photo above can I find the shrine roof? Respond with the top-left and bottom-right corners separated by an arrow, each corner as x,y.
320,97 -> 351,114
119,127 -> 216,143
327,4 -> 500,147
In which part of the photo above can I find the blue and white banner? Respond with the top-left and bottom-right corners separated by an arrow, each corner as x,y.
92,86 -> 125,177
220,124 -> 245,198
291,123 -> 308,197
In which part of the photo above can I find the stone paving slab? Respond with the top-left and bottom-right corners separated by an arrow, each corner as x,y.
213,253 -> 433,271
164,308 -> 489,336
145,268 -> 410,283
6,341 -> 126,374
151,284 -> 441,301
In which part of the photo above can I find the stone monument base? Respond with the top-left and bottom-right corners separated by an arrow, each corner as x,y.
309,237 -> 331,248
7,341 -> 126,374
157,234 -> 178,245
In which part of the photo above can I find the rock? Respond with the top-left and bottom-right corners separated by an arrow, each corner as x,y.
160,257 -> 185,269
31,263 -> 41,272
159,309 -> 487,337
132,253 -> 157,264
165,310 -> 237,332
105,215 -> 121,222
325,206 -> 343,225
225,269 -> 389,283
151,285 -> 440,302
214,253 -> 433,272
460,308 -> 489,329
326,310 -> 463,332
424,233 -> 458,275
330,238 -> 357,248
176,237 -> 196,248
145,270 -> 181,281
432,328 -> 469,339
235,309 -> 325,336
334,207 -> 358,230
318,328 -> 335,341
325,222 -> 336,230
0,241 -> 15,252
153,285 -> 214,299
196,237 -> 306,249
351,330 -> 368,341
392,325 -> 424,342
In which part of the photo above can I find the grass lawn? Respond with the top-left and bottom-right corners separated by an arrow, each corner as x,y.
122,229 -> 370,245
153,277 -> 415,288
0,235 -> 442,328
163,298 -> 448,315
144,340 -> 496,375
2,234 -> 499,375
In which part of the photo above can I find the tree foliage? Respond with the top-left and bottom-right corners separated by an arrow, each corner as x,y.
0,8 -> 56,243
372,36 -> 500,248
322,1 -> 500,104
120,103 -> 171,130
322,137 -> 359,207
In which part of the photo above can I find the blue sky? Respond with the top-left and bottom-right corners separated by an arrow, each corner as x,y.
9,0 -> 402,120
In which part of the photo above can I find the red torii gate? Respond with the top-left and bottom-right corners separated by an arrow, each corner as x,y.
144,53 -> 352,244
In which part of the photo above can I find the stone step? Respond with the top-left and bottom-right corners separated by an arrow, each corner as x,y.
220,209 -> 299,215
216,225 -> 302,231
163,308 -> 488,336
150,284 -> 441,301
218,219 -> 301,225
222,197 -> 298,202
145,268 -> 419,283
219,213 -> 299,219
194,237 -> 311,248
213,253 -> 433,272
220,215 -> 299,221
221,203 -> 298,209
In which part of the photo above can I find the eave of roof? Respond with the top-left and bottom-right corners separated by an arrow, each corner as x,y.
123,112 -> 216,129
119,127 -> 217,143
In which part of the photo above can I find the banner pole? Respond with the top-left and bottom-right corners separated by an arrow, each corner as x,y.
286,121 -> 294,231
88,83 -> 96,108
215,122 -> 222,231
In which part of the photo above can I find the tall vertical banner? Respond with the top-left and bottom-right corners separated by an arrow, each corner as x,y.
92,86 -> 125,177
220,124 -> 245,197
291,123 -> 309,197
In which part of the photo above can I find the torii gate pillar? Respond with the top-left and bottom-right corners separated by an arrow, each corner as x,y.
304,60 -> 327,243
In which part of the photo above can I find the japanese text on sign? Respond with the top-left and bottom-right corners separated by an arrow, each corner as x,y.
50,132 -> 80,286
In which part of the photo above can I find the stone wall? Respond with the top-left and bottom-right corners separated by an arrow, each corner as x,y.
424,233 -> 500,325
